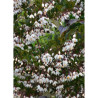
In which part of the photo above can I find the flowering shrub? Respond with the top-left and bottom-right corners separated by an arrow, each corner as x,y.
14,0 -> 84,98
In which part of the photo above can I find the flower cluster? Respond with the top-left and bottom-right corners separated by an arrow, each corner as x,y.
14,0 -> 27,14
14,0 -> 84,97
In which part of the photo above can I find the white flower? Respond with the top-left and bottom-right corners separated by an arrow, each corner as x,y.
44,8 -> 48,12
79,7 -> 83,11
42,53 -> 52,65
43,77 -> 47,83
39,77 -> 45,84
73,34 -> 76,38
70,43 -> 76,50
72,75 -> 77,80
75,15 -> 79,19
62,47 -> 66,52
63,60 -> 68,67
48,4 -> 54,10
34,21 -> 40,27
49,80 -> 53,84
38,60 -> 40,63
15,43 -> 24,50
56,85 -> 64,90
47,67 -> 53,73
29,14 -> 34,18
55,71 -> 60,75
77,10 -> 81,14
30,96 -> 34,98
47,74 -> 50,77
52,23 -> 56,28
25,33 -> 38,45
77,94 -> 80,97
61,16 -> 65,22
79,72 -> 83,76
55,54 -> 63,60
75,0 -> 80,5
42,3 -> 44,7
66,45 -> 71,50
31,34 -> 37,39
14,36 -> 19,43
72,38 -> 78,42
55,68 -> 61,75
56,62 -> 62,67
45,3 -> 48,7
45,29 -> 50,32
53,81 -> 57,86
30,79 -> 34,83
16,87 -> 21,90
46,78 -> 49,83
73,13 -> 76,17
65,14 -> 69,19
81,48 -> 85,54
72,96 -> 76,98
73,54 -> 78,57
38,79 -> 43,84
38,11 -> 42,15
50,31 -> 54,34
67,75 -> 71,81
52,1 -> 55,5
44,88 -> 47,92
15,69 -> 19,73
39,17 -> 48,24
37,85 -> 44,92
25,84 -> 32,88
51,71 -> 55,75
34,13 -> 37,16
